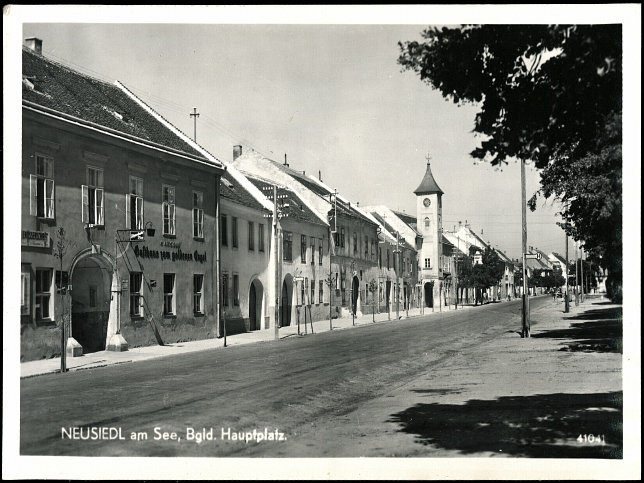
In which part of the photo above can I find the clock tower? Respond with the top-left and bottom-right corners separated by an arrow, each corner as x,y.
414,158 -> 444,308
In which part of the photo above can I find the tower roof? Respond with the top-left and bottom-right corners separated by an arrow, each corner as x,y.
414,162 -> 444,196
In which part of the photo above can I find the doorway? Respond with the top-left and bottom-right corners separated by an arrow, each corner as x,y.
249,279 -> 264,331
71,255 -> 112,353
424,282 -> 434,308
351,276 -> 359,315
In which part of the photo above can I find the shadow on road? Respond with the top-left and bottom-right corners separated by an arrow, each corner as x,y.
533,306 -> 623,353
388,391 -> 622,458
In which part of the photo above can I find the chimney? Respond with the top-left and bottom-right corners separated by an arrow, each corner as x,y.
233,145 -> 242,161
284,154 -> 289,168
25,37 -> 42,55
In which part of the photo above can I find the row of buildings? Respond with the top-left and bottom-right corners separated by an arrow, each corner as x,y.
18,38 -> 564,361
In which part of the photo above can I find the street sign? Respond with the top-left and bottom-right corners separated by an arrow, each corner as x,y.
130,230 -> 145,241
525,253 -> 541,260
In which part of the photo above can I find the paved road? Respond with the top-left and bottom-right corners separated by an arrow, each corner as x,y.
21,297 -> 549,456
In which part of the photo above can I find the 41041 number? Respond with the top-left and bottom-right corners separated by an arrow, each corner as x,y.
577,434 -> 605,444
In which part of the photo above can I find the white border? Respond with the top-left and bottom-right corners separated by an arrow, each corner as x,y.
3,4 -> 641,480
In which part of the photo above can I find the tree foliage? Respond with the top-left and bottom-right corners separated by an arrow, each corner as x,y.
399,25 -> 622,300
528,269 -> 565,289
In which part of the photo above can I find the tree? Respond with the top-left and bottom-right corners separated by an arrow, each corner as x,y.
457,248 -> 504,305
399,25 -> 622,301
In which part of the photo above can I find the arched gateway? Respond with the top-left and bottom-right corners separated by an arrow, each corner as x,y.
69,250 -> 114,353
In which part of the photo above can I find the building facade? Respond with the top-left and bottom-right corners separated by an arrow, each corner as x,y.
21,40 -> 223,361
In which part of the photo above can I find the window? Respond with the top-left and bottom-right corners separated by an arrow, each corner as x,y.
222,273 -> 229,307
89,286 -> 97,308
311,279 -> 315,305
258,223 -> 265,252
365,236 -> 369,259
334,232 -> 340,247
30,154 -> 55,219
301,278 -> 306,305
35,268 -> 52,320
130,272 -> 143,317
21,266 -> 31,316
425,258 -> 431,269
193,191 -> 204,239
221,214 -> 228,247
378,247 -> 382,268
283,231 -> 293,261
301,235 -> 307,263
232,217 -> 238,247
424,217 -> 430,230
162,185 -> 176,236
163,273 -> 176,316
194,274 -> 204,314
387,250 -> 390,270
341,227 -> 345,248
353,232 -> 358,255
371,241 -> 375,259
248,221 -> 255,251
127,176 -> 144,230
233,274 -> 239,306
82,166 -> 104,226
319,239 -> 323,265
310,237 -> 315,264
319,280 -> 324,303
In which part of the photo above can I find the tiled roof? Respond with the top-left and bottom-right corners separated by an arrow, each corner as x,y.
370,212 -> 414,251
247,176 -> 326,227
220,170 -> 266,211
268,159 -> 375,226
22,47 -> 203,158
413,162 -> 444,195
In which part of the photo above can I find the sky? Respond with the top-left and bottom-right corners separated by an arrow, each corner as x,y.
7,5 -> 638,261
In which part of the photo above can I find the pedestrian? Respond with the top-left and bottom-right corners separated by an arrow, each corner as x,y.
552,289 -> 556,301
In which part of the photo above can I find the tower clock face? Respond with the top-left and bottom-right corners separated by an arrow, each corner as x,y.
423,198 -> 431,207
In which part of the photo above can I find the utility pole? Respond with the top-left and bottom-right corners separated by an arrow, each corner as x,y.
580,246 -> 585,303
273,185 -> 280,341
521,158 -> 530,338
190,107 -> 200,142
575,241 -> 579,306
564,230 -> 570,313
395,231 -> 400,320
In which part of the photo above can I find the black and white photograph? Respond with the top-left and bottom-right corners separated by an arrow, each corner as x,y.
3,4 -> 641,480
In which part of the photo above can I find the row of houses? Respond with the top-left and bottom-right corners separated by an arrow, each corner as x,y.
18,38 -> 565,361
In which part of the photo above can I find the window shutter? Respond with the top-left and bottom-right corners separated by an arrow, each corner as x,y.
137,196 -> 144,229
30,175 -> 38,216
125,194 -> 131,229
45,179 -> 55,218
96,188 -> 104,225
81,185 -> 89,223
170,204 -> 175,234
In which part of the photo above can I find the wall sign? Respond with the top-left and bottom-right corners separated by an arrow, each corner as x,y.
21,230 -> 51,248
133,244 -> 208,264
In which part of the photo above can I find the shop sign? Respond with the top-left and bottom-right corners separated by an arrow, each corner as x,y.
21,230 -> 51,248
133,244 -> 208,264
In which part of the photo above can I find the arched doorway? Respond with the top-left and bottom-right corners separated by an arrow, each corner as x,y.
71,254 -> 113,353
280,274 -> 293,327
249,278 -> 264,331
424,282 -> 434,308
351,276 -> 359,315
